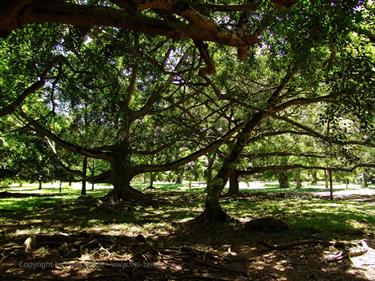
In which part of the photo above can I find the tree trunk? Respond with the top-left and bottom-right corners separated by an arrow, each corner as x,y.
104,146 -> 148,203
175,170 -> 183,184
206,152 -> 215,188
59,180 -> 62,193
310,170 -> 317,185
362,173 -> 368,188
38,180 -> 42,190
324,170 -> 329,189
143,174 -> 148,184
81,156 -> 87,196
277,171 -> 289,188
146,173 -> 156,189
196,111 -> 265,224
196,168 -> 231,224
228,170 -> 239,196
295,169 -> 302,189
328,169 -> 333,200
91,160 -> 95,191
204,152 -> 216,193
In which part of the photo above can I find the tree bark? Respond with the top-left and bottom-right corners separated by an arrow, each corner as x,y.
197,111 -> 265,223
91,160 -> 95,191
175,170 -> 183,184
38,180 -> 42,190
362,172 -> 368,188
324,170 -> 329,189
206,152 -> 216,188
81,156 -> 87,196
195,70 -> 294,224
104,145 -> 148,203
146,172 -> 156,189
195,173 -> 231,224
310,170 -> 317,184
328,169 -> 333,200
277,171 -> 289,188
295,169 -> 302,189
228,169 -> 240,196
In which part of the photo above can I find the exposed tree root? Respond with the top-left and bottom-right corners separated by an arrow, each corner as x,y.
222,191 -> 247,198
102,186 -> 155,206
260,239 -> 333,250
261,239 -> 370,263
187,209 -> 235,232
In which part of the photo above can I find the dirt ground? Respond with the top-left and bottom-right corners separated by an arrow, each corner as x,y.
1,190 -> 375,280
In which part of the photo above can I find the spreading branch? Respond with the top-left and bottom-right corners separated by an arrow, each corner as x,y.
0,58 -> 62,117
238,163 -> 375,175
19,110 -> 113,161
134,121 -> 244,174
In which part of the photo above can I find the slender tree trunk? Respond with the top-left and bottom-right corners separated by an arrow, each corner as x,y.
277,171 -> 289,188
59,180 -> 62,193
328,169 -> 333,200
324,170 -> 329,189
91,160 -> 95,191
68,181 -> 72,187
195,69 -> 294,224
362,172 -> 368,188
228,169 -> 239,196
205,152 -> 216,193
81,156 -> 87,196
175,170 -> 183,184
201,167 -> 231,223
143,174 -> 148,184
311,170 -> 317,185
38,180 -> 42,190
146,172 -> 156,189
196,111 -> 265,224
295,169 -> 302,189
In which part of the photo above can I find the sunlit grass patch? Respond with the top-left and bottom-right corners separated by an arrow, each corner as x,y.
1,182 -> 374,242
223,197 -> 375,236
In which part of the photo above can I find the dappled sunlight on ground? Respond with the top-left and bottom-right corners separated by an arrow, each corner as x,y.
1,182 -> 375,280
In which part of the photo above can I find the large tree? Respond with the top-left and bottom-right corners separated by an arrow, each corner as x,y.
7,27 -> 240,202
193,0 -> 375,223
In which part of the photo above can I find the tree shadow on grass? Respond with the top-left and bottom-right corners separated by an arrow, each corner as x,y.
1,222 -> 373,281
1,190 -> 374,280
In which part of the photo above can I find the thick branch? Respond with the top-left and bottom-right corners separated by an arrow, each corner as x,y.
19,111 -> 112,160
0,0 -> 33,37
86,170 -> 112,184
0,58 -> 61,117
8,1 -> 259,49
194,40 -> 215,76
0,81 -> 44,117
134,122 -> 244,174
130,52 -> 188,121
276,115 -> 375,148
242,151 -> 326,159
238,163 -> 375,175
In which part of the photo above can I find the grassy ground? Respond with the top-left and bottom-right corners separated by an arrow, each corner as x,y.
1,182 -> 375,280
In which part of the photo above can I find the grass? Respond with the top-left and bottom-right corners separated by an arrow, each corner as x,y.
1,181 -> 375,239
1,181 -> 375,281
223,197 -> 375,236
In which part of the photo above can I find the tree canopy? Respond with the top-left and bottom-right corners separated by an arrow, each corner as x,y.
0,0 -> 374,223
